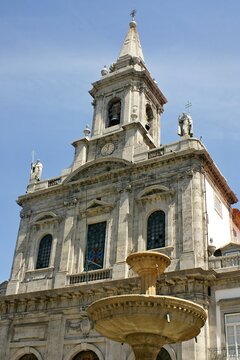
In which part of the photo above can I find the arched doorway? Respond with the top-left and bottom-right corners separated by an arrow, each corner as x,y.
157,348 -> 172,360
19,356 -> 38,360
73,351 -> 99,360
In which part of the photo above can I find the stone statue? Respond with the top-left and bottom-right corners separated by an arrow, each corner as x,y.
30,160 -> 43,182
178,113 -> 193,137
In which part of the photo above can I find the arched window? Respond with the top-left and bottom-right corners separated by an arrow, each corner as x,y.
19,355 -> 38,360
73,350 -> 99,360
157,348 -> 172,360
84,222 -> 106,271
36,234 -> 52,269
147,211 -> 165,250
107,98 -> 121,127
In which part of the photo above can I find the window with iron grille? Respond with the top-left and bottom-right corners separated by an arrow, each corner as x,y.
84,222 -> 106,271
147,211 -> 165,250
36,234 -> 52,269
225,313 -> 240,358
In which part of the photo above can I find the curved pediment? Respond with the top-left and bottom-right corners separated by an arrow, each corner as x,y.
64,158 -> 132,184
30,211 -> 61,229
137,185 -> 174,202
80,199 -> 114,217
32,211 -> 58,223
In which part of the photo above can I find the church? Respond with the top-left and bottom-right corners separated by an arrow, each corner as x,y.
1,14 -> 240,360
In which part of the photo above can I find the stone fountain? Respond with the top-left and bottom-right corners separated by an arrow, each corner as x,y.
87,252 -> 207,360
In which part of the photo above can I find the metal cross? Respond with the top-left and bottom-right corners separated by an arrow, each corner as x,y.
31,150 -> 36,163
130,9 -> 136,20
185,101 -> 192,114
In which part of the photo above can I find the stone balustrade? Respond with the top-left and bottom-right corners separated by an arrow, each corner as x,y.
68,268 -> 113,285
209,254 -> 240,270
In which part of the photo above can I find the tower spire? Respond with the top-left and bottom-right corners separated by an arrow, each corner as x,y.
117,10 -> 145,63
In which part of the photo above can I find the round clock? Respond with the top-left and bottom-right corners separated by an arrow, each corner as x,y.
101,142 -> 115,156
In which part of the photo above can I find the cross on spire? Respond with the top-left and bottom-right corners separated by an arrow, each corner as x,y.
130,9 -> 136,20
185,101 -> 192,114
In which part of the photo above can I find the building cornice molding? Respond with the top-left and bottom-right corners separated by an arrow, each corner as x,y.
0,277 -> 140,319
16,139 -> 237,207
90,67 -> 167,107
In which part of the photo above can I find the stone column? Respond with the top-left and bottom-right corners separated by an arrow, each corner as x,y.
0,320 -> 11,360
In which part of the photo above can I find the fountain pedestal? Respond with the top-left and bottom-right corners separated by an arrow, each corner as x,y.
87,252 -> 207,360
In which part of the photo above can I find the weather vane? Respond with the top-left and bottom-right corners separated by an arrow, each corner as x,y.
130,9 -> 136,20
185,101 -> 192,114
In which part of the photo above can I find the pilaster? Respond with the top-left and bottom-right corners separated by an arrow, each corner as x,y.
179,172 -> 194,269
0,319 -> 11,360
113,187 -> 131,278
46,314 -> 64,360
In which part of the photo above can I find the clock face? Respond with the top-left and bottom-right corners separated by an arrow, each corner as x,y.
101,142 -> 115,156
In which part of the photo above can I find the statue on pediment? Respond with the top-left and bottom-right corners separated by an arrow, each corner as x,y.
178,113 -> 193,138
30,159 -> 43,182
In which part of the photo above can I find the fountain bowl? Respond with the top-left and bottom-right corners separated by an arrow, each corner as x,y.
87,251 -> 207,359
87,294 -> 207,345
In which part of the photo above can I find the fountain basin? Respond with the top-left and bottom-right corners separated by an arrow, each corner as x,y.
127,251 -> 171,276
87,294 -> 207,344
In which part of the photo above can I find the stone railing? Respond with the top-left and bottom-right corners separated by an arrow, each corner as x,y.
48,177 -> 62,187
208,346 -> 240,359
67,268 -> 113,285
209,254 -> 240,270
148,138 -> 203,160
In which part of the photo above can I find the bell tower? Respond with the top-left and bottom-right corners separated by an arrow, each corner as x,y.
72,15 -> 167,168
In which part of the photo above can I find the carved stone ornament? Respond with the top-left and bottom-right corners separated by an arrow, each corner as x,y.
63,198 -> 78,207
80,318 -> 93,336
20,209 -> 32,219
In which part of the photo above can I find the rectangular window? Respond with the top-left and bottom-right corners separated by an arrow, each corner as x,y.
214,194 -> 223,217
225,313 -> 240,358
84,222 -> 107,271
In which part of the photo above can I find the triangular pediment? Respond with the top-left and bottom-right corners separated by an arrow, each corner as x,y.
64,158 -> 132,184
219,242 -> 240,254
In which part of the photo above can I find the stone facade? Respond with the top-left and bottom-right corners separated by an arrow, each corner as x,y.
1,18 -> 240,360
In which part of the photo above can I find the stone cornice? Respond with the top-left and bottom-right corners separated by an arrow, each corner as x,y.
202,152 -> 238,204
158,267 -> 217,284
16,139 -> 237,207
0,277 -> 140,319
158,267 -> 240,290
90,67 -> 167,107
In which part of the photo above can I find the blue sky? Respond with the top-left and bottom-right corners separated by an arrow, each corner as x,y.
0,0 -> 240,283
